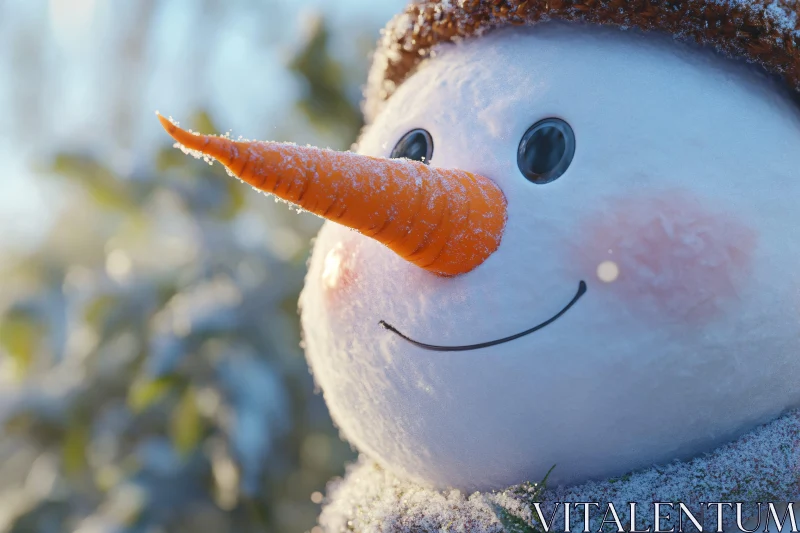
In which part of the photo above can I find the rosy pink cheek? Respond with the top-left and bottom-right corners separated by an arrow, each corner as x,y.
573,190 -> 757,323
321,239 -> 361,303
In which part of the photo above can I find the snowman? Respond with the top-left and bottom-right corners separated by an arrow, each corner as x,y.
159,0 -> 800,530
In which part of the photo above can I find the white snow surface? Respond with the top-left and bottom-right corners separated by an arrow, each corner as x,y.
300,24 -> 800,492
320,408 -> 800,533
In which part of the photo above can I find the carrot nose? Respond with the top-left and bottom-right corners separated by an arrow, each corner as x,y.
157,115 -> 507,276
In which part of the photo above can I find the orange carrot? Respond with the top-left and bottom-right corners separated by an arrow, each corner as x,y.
158,114 -> 507,276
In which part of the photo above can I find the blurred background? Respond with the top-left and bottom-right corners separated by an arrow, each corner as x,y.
0,1 -> 406,531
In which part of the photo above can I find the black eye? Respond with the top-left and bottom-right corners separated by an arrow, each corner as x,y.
390,129 -> 434,164
517,118 -> 576,184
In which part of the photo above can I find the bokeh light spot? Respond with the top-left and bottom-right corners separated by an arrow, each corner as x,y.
105,249 -> 132,283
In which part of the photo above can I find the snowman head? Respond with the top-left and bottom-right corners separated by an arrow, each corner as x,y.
299,23 -> 800,490
159,9 -> 800,491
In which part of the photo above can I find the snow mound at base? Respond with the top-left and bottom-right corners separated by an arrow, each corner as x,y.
320,408 -> 800,533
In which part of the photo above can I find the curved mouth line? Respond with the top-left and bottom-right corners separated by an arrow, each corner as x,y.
379,280 -> 587,352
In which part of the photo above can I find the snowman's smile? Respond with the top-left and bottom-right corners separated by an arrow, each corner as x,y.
379,280 -> 587,352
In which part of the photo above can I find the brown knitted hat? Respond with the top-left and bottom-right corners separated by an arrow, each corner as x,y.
363,0 -> 800,123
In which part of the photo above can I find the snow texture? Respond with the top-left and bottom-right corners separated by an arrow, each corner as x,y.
363,0 -> 800,123
319,408 -> 800,533
301,25 -> 800,492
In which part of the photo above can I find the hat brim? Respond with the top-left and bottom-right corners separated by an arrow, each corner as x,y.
364,0 -> 800,123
